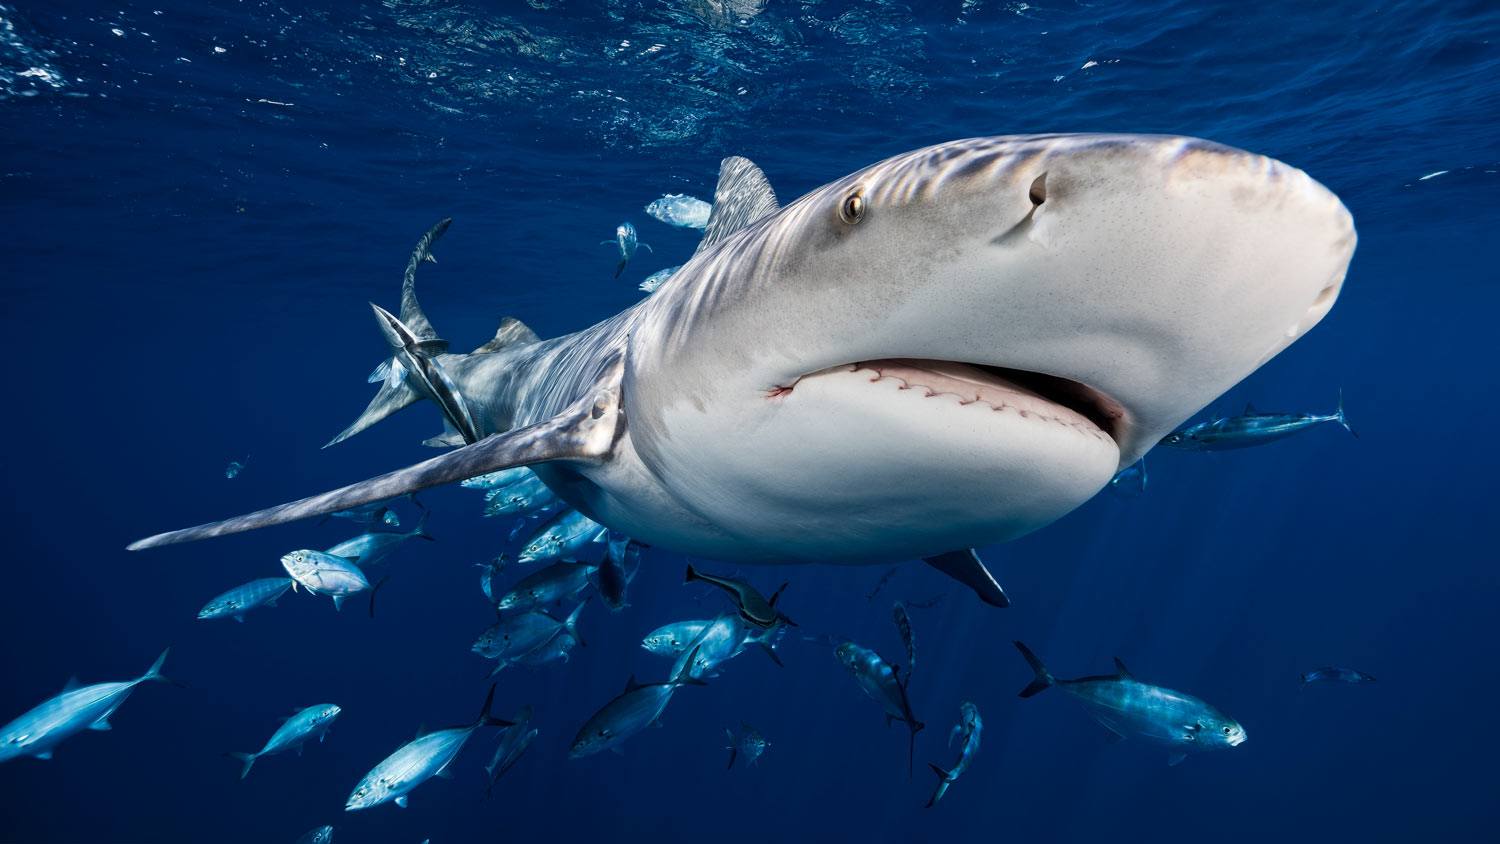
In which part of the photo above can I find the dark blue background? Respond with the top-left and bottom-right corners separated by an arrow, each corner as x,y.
2,1 -> 1497,841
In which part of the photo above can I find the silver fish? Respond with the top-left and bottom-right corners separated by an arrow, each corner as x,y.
1160,393 -> 1355,450
644,194 -> 711,229
516,509 -> 606,565
0,650 -> 171,763
495,562 -> 596,613
513,605 -> 586,668
1014,641 -> 1245,766
482,472 -> 558,518
225,455 -> 249,479
295,826 -> 334,844
602,221 -> 651,279
1108,458 -> 1148,495
281,550 -> 372,611
473,604 -> 584,674
638,265 -> 680,294
198,577 -> 294,623
569,643 -> 705,758
926,701 -> 982,807
1300,666 -> 1377,686
461,467 -> 532,490
323,511 -> 433,568
484,705 -> 537,797
345,686 -> 511,811
835,641 -> 923,776
725,723 -> 768,769
228,704 -> 342,779
329,501 -> 399,527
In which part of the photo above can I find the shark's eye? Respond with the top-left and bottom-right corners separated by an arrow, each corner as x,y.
838,192 -> 866,225
1029,172 -> 1048,206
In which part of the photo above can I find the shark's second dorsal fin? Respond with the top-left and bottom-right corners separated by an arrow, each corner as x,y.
401,218 -> 451,348
473,317 -> 541,355
129,350 -> 628,551
692,157 -> 780,258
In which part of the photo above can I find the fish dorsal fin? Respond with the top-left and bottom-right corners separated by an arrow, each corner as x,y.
1114,657 -> 1132,678
692,157 -> 780,258
130,350 -> 628,550
623,675 -> 642,693
62,676 -> 80,693
414,723 -> 426,739
473,317 -> 541,355
922,549 -> 1010,608
401,218 -> 451,347
1242,402 -> 1258,415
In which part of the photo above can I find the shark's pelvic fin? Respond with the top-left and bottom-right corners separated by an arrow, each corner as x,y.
472,316 -> 541,355
400,217 -> 451,349
692,157 -> 780,258
922,549 -> 1010,608
128,353 -> 627,551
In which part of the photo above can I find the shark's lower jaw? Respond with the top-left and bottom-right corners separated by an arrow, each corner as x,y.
779,359 -> 1126,447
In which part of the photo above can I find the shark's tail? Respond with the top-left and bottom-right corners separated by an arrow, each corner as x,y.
1335,388 -> 1357,438
1014,641 -> 1055,698
227,751 -> 258,780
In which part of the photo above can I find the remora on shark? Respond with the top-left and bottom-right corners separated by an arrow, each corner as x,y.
130,135 -> 1356,606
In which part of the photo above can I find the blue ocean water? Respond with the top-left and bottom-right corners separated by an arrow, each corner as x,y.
2,1 -> 1498,841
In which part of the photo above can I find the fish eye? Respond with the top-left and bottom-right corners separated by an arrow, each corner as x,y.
838,191 -> 866,225
1222,726 -> 1233,735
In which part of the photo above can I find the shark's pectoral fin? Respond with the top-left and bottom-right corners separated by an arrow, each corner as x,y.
325,368 -> 422,448
128,353 -> 627,551
922,549 -> 1010,608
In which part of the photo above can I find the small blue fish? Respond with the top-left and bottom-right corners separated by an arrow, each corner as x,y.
644,194 -> 712,229
323,511 -> 433,569
926,701 -> 982,807
329,501 -> 399,527
725,723 -> 768,769
602,221 -> 651,279
496,562 -> 597,613
345,686 -> 511,811
295,826 -> 334,844
1014,641 -> 1245,766
198,577 -> 295,623
1301,666 -> 1377,686
639,265 -> 680,294
569,642 -> 706,758
228,704 -> 342,779
1108,458 -> 1147,495
1160,392 -> 1355,450
485,705 -> 537,797
225,455 -> 250,479
835,641 -> 923,776
482,472 -> 558,518
0,650 -> 172,763
517,509 -> 606,565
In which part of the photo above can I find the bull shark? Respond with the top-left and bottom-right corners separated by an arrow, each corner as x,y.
129,135 -> 1356,607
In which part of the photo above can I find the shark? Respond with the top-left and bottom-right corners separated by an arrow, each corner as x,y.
129,134 -> 1356,606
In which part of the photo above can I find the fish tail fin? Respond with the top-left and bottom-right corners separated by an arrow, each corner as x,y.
907,720 -> 924,780
477,683 -> 515,729
1335,388 -> 1357,438
671,644 -> 710,687
414,508 -> 435,542
565,600 -> 588,648
1014,641 -> 1055,698
227,751 -> 257,780
726,731 -> 738,769
925,763 -> 953,807
141,648 -> 172,685
368,575 -> 390,619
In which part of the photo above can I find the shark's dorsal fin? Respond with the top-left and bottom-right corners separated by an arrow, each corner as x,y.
128,351 -> 628,551
401,218 -> 451,348
692,157 -> 779,258
922,549 -> 1010,608
1113,657 -> 1133,678
472,317 -> 541,355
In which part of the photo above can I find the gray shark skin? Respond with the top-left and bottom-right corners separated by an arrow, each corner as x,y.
130,135 -> 1356,608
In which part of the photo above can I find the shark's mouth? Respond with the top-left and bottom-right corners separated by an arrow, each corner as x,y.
779,358 -> 1126,445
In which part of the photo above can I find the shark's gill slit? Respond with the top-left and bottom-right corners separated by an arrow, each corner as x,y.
1028,172 -> 1048,205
